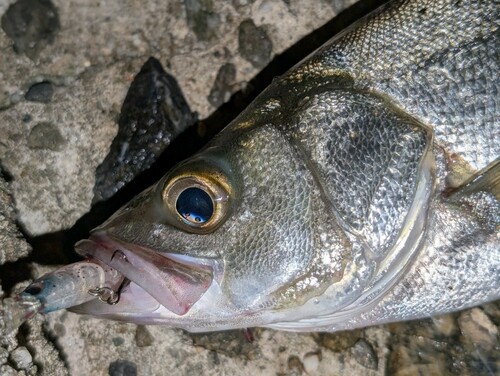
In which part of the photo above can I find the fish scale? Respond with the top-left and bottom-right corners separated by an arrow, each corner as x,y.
286,90 -> 429,256
310,0 -> 499,171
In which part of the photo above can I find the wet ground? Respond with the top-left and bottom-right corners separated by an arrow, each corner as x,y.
0,0 -> 498,375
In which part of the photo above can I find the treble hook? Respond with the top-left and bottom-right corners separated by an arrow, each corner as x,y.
88,250 -> 129,305
88,286 -> 120,305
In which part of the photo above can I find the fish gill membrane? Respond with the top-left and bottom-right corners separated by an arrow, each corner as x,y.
0,260 -> 122,335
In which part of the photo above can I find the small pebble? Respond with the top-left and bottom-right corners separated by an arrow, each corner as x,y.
26,363 -> 38,376
9,346 -> 32,370
184,0 -> 220,41
108,360 -> 137,376
431,314 -> 456,336
302,351 -> 321,373
208,350 -> 220,366
351,339 -> 378,370
238,19 -> 273,69
315,330 -> 361,352
458,308 -> 498,351
208,63 -> 236,108
134,325 -> 153,347
53,323 -> 66,337
287,355 -> 304,375
25,81 -> 53,103
112,337 -> 125,347
27,122 -> 65,151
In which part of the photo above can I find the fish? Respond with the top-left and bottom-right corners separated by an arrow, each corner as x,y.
18,0 -> 499,333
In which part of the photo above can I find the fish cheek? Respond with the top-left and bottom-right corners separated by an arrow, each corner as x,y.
216,125 -> 317,309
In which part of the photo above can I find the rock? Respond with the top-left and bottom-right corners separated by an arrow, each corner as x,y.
238,19 -> 272,69
112,337 -> 125,347
9,346 -> 32,370
208,63 -> 237,107
302,351 -> 321,374
458,308 -> 498,351
1,0 -> 60,59
108,360 -> 138,376
92,57 -> 196,204
287,355 -> 305,375
351,339 -> 378,370
27,122 -> 65,151
52,323 -> 66,337
25,81 -> 54,103
134,325 -> 154,347
26,364 -> 38,375
314,330 -> 362,352
184,0 -> 221,42
431,314 -> 457,336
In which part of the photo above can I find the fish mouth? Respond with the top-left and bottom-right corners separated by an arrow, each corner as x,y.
74,233 -> 215,316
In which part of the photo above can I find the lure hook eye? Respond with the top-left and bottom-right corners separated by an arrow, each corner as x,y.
88,286 -> 120,305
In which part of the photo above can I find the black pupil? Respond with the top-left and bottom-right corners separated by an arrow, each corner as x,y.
176,187 -> 214,224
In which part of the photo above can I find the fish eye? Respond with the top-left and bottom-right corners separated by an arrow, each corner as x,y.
162,171 -> 232,233
176,187 -> 214,224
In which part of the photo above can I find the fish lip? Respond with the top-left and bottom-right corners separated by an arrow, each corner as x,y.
74,232 -> 218,316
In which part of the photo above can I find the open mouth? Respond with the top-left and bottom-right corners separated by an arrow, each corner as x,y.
75,233 -> 215,316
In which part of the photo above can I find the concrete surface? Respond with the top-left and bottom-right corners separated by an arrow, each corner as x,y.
0,0 -> 498,375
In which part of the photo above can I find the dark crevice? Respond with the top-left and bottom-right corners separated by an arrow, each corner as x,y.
0,163 -> 14,182
0,261 -> 32,294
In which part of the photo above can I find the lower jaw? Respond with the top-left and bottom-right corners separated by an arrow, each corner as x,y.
74,233 -> 215,316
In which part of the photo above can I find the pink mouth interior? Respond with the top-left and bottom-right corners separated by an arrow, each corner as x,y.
75,236 -> 213,316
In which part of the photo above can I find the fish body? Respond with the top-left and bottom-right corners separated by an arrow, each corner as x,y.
24,0 -> 499,332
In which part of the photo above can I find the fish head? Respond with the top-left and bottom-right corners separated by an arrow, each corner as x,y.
72,116 -> 356,331
73,89 -> 433,332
